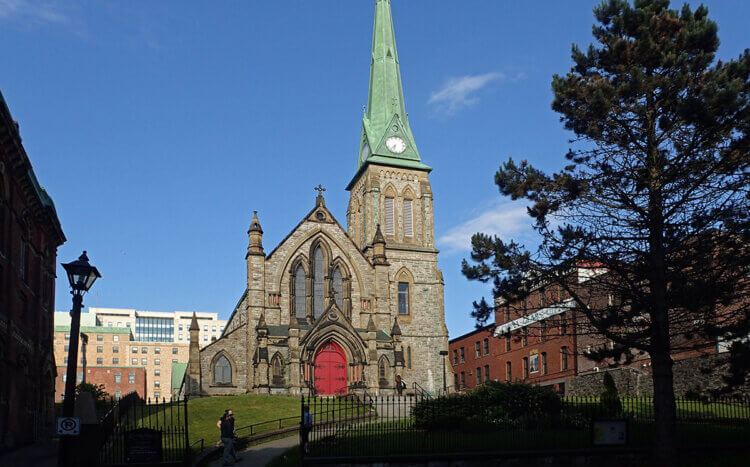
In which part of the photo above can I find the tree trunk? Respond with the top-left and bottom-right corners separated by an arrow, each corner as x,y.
650,349 -> 677,465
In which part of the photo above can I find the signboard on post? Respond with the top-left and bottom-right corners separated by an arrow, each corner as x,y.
57,417 -> 80,436
125,428 -> 163,464
592,420 -> 628,446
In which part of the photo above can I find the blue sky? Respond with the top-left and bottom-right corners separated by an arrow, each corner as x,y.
2,1 -> 748,337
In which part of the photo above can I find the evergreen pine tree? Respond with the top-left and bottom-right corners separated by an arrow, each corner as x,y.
463,1 -> 749,461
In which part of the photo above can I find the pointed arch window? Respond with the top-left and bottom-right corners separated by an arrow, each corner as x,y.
378,356 -> 390,388
271,354 -> 284,386
214,355 -> 232,384
294,265 -> 306,319
332,267 -> 343,310
313,247 -> 325,318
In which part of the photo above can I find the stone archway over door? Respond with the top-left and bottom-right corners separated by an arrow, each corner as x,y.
314,341 -> 347,395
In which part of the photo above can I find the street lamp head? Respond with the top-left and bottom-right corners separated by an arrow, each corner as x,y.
62,251 -> 101,292
439,350 -> 449,356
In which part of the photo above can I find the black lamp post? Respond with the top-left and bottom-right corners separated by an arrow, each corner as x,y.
58,251 -> 100,467
439,350 -> 448,395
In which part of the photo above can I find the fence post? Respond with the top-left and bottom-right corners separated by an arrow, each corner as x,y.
299,395 -> 305,463
183,395 -> 190,466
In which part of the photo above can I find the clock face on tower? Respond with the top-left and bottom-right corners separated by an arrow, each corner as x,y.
385,136 -> 406,154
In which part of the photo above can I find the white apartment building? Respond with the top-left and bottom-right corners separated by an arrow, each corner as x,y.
88,308 -> 227,345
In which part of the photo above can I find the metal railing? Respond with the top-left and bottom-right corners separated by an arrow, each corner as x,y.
412,382 -> 431,399
301,393 -> 750,460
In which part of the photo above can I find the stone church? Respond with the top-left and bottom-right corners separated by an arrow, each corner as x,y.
186,0 -> 450,396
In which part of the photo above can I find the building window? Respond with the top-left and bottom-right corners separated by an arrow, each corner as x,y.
523,357 -> 529,378
126,323 -> 130,328
294,264 -> 306,318
214,355 -> 232,384
141,358 -> 147,365
452,349 -> 458,365
97,335 -> 103,342
403,199 -> 413,237
397,282 -> 409,315
142,347 -> 147,354
65,334 -> 70,340
113,336 -> 119,342
522,328 -> 528,346
475,341 -> 481,358
484,365 -> 490,382
132,358 -> 138,365
113,346 -> 119,353
476,367 -> 482,385
203,336 -> 208,341
384,197 -> 395,235
179,324 -> 183,331
505,335 -> 511,352
172,348 -> 178,355
135,316 -> 175,343
529,354 -> 539,373
155,359 -> 160,365
561,346 -> 569,371
178,334 -> 182,341
154,348 -> 160,354
97,346 -> 103,353
332,267 -> 343,310
203,326 -> 208,332
506,362 -> 512,382
483,338 -> 489,356
117,322 -> 122,327
212,326 -> 216,332
154,392 -> 160,400
271,354 -> 284,386
172,359 -> 178,363
64,357 -> 68,364
64,345 -> 69,352
454,374 -> 459,390
96,358 -> 103,365
108,322 -> 112,327
312,247 -> 325,318
154,381 -> 160,387
115,390 -> 121,399
460,371 -> 466,389
115,373 -> 121,383
155,369 -> 160,376
112,358 -> 119,365
132,347 -> 138,354
542,352 -> 548,375
560,314 -> 567,335
460,347 -> 465,363
128,372 -> 135,384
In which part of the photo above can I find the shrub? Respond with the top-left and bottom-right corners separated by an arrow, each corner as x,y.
413,381 -> 563,431
600,372 -> 622,417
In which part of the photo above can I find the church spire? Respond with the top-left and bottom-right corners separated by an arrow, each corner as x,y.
353,0 -> 431,180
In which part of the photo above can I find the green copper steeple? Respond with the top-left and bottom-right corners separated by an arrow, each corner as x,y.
355,0 -> 431,175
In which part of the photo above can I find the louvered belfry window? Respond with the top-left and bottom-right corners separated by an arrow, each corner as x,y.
403,199 -> 413,237
384,197 -> 395,235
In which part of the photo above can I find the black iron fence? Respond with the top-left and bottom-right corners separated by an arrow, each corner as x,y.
98,395 -> 189,465
301,394 -> 750,459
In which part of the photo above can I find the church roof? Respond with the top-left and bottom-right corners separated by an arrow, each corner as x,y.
348,0 -> 431,190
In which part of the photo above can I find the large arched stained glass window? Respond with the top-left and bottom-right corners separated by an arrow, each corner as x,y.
332,267 -> 343,310
214,355 -> 231,384
294,265 -> 306,319
313,247 -> 325,318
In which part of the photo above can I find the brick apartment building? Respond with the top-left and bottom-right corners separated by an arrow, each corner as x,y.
449,265 -> 729,395
0,91 -> 66,450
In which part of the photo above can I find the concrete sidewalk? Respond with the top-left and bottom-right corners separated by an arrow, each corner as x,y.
0,439 -> 57,467
210,435 -> 298,467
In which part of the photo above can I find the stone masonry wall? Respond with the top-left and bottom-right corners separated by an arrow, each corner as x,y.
566,353 -> 749,397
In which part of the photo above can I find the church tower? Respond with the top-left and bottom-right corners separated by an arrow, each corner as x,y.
347,0 -> 448,392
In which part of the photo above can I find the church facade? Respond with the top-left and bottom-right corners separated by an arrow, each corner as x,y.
186,0 -> 450,396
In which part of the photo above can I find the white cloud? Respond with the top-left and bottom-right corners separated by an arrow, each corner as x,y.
437,200 -> 532,254
0,0 -> 68,24
428,72 -> 504,115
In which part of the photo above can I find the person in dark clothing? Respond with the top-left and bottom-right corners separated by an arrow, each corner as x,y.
217,409 -> 241,465
300,405 -> 313,454
395,375 -> 406,396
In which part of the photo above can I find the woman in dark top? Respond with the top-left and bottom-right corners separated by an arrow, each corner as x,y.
217,409 -> 241,466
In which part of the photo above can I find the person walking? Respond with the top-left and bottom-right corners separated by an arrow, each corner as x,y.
395,375 -> 406,396
300,405 -> 313,454
217,409 -> 241,466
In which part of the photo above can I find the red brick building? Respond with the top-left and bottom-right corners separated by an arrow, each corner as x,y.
0,91 -> 65,450
54,366 -> 146,402
449,326 -> 496,390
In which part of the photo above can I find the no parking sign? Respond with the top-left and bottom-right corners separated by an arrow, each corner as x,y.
57,417 -> 80,436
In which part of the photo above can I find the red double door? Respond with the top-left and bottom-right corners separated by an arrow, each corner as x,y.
314,340 -> 347,395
